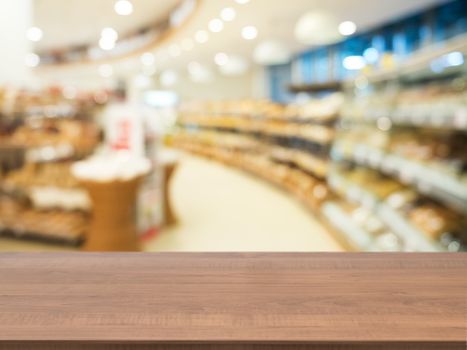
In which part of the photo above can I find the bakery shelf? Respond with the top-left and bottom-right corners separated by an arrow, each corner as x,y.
347,33 -> 467,85
174,129 -> 330,178
328,171 -> 444,252
320,201 -> 373,251
0,228 -> 83,247
179,122 -> 335,145
332,141 -> 467,214
341,106 -> 467,132
179,111 -> 338,124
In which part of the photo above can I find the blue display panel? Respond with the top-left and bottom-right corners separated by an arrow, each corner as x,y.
315,48 -> 330,82
299,51 -> 314,83
268,0 -> 467,102
269,63 -> 293,104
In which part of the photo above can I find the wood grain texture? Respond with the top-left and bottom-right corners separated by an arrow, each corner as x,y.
0,253 -> 466,349
0,343 -> 464,350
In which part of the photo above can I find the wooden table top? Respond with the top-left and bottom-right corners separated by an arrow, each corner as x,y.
0,253 -> 466,346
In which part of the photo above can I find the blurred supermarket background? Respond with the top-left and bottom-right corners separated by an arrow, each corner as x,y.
0,0 -> 466,252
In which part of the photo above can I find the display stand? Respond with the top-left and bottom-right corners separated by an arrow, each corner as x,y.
79,176 -> 145,251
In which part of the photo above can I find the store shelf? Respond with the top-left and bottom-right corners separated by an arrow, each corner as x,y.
320,201 -> 373,251
179,122 -> 335,145
175,132 -> 329,179
332,141 -> 467,213
0,228 -> 83,247
341,105 -> 467,132
349,33 -> 467,85
288,80 -> 343,93
328,171 -> 444,252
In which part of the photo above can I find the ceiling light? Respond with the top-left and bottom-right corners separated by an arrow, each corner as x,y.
101,27 -> 118,41
295,11 -> 341,45
181,38 -> 194,51
114,0 -> 133,16
235,0 -> 250,4
220,7 -> 236,22
195,30 -> 209,43
99,37 -> 116,51
98,64 -> 113,78
241,26 -> 258,40
338,21 -> 357,36
24,53 -> 40,67
208,18 -> 224,33
343,56 -> 366,70
168,44 -> 181,57
27,27 -> 43,42
214,52 -> 229,66
141,52 -> 155,66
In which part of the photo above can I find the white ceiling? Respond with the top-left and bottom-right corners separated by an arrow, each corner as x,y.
154,0 -> 446,68
33,0 -> 181,50
35,0 -> 446,83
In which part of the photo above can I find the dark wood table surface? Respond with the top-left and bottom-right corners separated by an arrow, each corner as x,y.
0,253 -> 466,350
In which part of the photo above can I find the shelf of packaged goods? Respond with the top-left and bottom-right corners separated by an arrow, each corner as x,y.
344,33 -> 467,85
341,105 -> 467,132
174,133 -> 329,179
179,111 -> 338,124
332,141 -> 467,214
179,122 -> 335,145
25,144 -> 75,163
0,195 -> 87,247
320,201 -> 373,251
328,171 -> 444,252
0,227 -> 83,247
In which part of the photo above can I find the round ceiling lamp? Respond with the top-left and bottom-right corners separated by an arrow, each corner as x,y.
208,18 -> 224,33
114,0 -> 133,16
294,11 -> 341,45
338,21 -> 357,36
219,55 -> 249,76
24,53 -> 40,67
241,26 -> 258,40
220,7 -> 236,22
253,40 -> 291,65
27,27 -> 43,42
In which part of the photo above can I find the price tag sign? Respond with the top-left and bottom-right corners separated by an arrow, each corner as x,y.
104,103 -> 145,156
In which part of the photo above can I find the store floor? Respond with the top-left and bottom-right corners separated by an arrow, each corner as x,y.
146,154 -> 341,252
0,154 -> 341,252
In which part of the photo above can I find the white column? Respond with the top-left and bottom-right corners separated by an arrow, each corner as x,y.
0,0 -> 33,86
